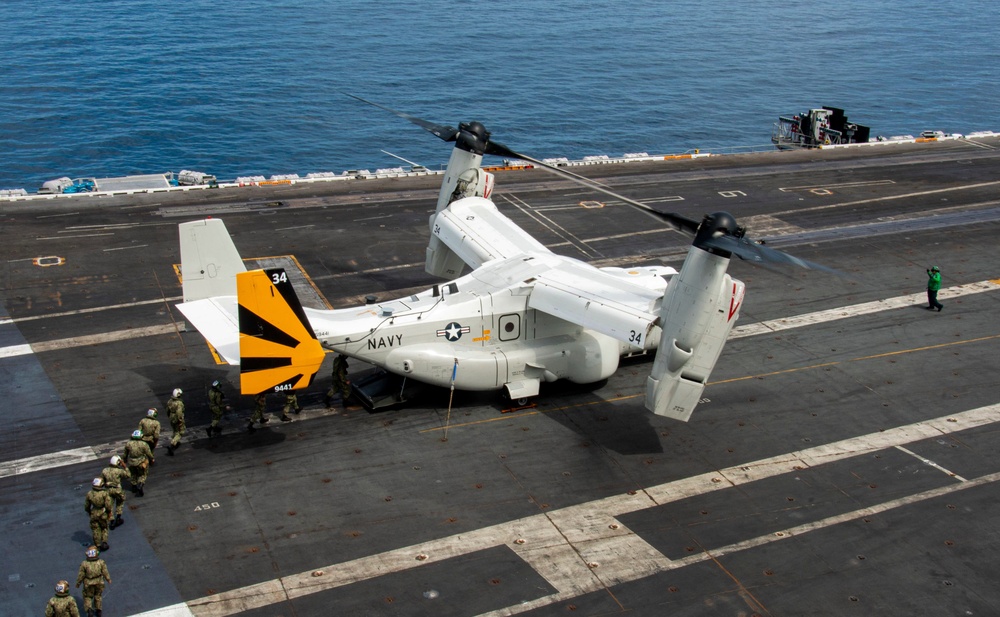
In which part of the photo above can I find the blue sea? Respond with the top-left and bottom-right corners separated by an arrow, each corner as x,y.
1,0 -> 998,191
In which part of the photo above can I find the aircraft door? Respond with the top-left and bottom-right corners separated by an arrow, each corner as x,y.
498,313 -> 521,341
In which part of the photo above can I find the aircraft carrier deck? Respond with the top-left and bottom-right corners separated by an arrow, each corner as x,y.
4,136 -> 1000,616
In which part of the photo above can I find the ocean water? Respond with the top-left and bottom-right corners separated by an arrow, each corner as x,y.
1,0 -> 998,190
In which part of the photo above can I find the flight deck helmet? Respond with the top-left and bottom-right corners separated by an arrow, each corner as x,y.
86,546 -> 99,560
132,429 -> 143,440
55,580 -> 70,596
146,407 -> 158,418
110,455 -> 123,467
172,388 -> 183,398
930,265 -> 940,272
91,477 -> 104,489
211,380 -> 220,388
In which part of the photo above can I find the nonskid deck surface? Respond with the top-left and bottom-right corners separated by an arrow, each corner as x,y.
4,138 -> 1000,615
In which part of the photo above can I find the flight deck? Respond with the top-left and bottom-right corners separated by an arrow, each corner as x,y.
4,137 -> 1000,616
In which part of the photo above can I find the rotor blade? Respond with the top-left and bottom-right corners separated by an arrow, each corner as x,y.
486,140 -> 700,235
703,235 -> 846,276
344,94 -> 459,142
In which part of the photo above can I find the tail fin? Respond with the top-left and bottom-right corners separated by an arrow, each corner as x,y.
237,268 -> 325,395
180,218 -> 246,302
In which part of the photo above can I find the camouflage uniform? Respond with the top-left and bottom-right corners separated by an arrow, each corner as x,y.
248,392 -> 270,431
45,585 -> 80,617
166,393 -> 186,450
281,392 -> 300,421
124,437 -> 153,495
100,461 -> 129,526
76,553 -> 111,616
325,354 -> 350,407
208,383 -> 226,436
138,415 -> 160,451
84,486 -> 113,549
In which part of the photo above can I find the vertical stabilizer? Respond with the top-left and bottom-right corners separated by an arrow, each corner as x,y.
180,218 -> 247,302
237,268 -> 325,395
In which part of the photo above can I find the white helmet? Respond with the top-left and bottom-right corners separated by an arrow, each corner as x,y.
146,407 -> 158,418
172,388 -> 183,398
110,455 -> 123,467
91,477 -> 104,488
132,429 -> 143,439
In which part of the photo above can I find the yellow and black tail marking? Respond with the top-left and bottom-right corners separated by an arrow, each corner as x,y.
237,268 -> 325,395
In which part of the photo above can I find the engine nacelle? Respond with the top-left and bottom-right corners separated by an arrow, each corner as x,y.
645,246 -> 745,421
426,145 -> 488,279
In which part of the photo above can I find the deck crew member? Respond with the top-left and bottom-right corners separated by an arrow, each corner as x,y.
45,580 -> 80,617
124,429 -> 154,496
281,392 -> 300,421
325,353 -> 351,408
207,380 -> 228,438
926,265 -> 944,311
138,407 -> 160,454
248,392 -> 270,433
100,455 -> 128,529
76,545 -> 111,617
83,478 -> 112,551
166,387 -> 185,455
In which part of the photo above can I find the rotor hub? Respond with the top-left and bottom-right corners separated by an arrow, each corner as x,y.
694,211 -> 741,257
456,121 -> 491,155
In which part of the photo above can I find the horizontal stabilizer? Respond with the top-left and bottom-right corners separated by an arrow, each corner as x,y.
176,297 -> 241,365
237,268 -> 325,395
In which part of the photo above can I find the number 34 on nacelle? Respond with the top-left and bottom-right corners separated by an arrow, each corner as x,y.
176,102 -> 835,422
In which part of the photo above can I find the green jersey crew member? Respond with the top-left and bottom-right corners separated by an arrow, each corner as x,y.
926,266 -> 943,311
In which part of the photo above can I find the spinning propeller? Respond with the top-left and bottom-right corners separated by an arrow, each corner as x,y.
347,94 -> 841,275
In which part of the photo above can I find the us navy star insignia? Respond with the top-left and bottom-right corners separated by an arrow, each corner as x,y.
436,322 -> 470,341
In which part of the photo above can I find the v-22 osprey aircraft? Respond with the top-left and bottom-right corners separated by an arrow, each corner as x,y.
176,97 -> 837,422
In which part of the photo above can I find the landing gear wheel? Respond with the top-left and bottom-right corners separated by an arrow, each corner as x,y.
516,397 -> 529,406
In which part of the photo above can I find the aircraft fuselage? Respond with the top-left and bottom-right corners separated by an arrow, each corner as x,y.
308,253 -> 664,396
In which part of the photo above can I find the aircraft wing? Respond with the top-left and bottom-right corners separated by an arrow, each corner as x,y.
528,259 -> 665,349
432,196 -> 550,269
176,296 -> 241,365
435,195 -> 667,347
